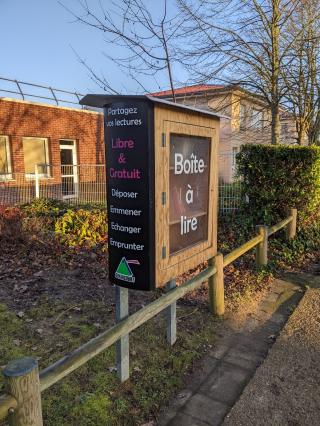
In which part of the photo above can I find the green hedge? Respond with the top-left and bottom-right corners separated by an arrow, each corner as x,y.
237,145 -> 320,226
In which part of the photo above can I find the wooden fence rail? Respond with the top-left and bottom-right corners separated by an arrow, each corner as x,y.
0,208 -> 297,425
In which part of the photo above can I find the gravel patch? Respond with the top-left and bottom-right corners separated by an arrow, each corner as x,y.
223,288 -> 320,426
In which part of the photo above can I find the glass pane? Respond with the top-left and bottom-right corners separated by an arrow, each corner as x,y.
0,137 -> 8,174
252,109 -> 262,128
240,104 -> 246,129
23,138 -> 47,174
169,134 -> 211,255
59,140 -> 74,146
60,148 -> 73,166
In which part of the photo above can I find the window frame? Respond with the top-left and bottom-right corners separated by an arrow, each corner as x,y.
251,108 -> 263,129
232,146 -> 240,167
59,139 -> 79,199
239,104 -> 247,130
22,136 -> 50,179
281,122 -> 289,135
0,135 -> 12,180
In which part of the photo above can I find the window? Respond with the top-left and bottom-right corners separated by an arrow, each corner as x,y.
232,147 -> 240,167
251,109 -> 263,129
240,104 -> 247,130
59,139 -> 75,146
282,123 -> 289,135
0,136 -> 12,179
22,137 -> 49,177
169,134 -> 211,255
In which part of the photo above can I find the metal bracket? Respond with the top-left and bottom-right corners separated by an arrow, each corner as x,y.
162,192 -> 166,205
115,287 -> 129,382
166,280 -> 177,345
162,246 -> 167,259
161,133 -> 166,147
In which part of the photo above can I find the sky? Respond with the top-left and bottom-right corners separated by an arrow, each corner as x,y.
0,0 -> 186,102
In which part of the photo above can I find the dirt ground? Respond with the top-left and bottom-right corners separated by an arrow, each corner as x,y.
0,239 -> 156,313
0,236 -> 274,334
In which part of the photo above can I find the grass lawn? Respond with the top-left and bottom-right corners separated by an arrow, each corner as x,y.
0,298 -> 218,426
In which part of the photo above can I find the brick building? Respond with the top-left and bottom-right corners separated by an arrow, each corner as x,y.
0,97 -> 105,203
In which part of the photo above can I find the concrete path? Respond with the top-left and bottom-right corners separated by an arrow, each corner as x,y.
158,278 -> 303,426
223,287 -> 320,426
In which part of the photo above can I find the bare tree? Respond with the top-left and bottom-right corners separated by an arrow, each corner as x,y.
178,0 -> 304,144
61,0 -> 183,99
283,0 -> 320,145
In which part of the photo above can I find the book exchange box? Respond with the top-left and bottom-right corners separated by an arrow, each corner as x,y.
80,95 -> 221,291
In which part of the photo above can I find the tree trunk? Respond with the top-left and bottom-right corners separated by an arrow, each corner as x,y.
271,104 -> 280,145
270,1 -> 281,145
308,126 -> 320,145
309,106 -> 320,145
297,123 -> 305,145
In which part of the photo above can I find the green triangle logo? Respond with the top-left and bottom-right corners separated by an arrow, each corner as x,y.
115,257 -> 135,283
116,258 -> 132,276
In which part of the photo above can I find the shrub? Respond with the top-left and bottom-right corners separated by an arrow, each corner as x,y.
22,198 -> 68,217
0,206 -> 23,240
55,209 -> 108,248
237,145 -> 320,226
269,219 -> 320,268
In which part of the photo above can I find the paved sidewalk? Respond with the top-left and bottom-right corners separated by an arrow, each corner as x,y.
158,278 -> 303,426
223,287 -> 320,426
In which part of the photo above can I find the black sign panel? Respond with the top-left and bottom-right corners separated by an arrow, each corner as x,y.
105,100 -> 155,291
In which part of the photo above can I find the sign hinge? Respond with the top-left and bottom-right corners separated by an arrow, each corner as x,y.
161,133 -> 166,147
162,246 -> 167,259
161,192 -> 166,205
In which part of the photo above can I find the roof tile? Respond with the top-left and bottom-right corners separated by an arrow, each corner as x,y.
151,84 -> 225,97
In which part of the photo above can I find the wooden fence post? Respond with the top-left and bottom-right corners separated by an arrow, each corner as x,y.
208,254 -> 225,316
115,286 -> 129,382
3,357 -> 43,426
166,279 -> 177,345
256,225 -> 268,267
286,208 -> 297,240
